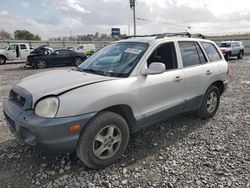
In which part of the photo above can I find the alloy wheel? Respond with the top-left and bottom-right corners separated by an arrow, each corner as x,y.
93,125 -> 122,160
37,60 -> 46,69
206,91 -> 218,113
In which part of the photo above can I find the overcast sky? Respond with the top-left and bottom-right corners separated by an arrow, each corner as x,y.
0,0 -> 250,39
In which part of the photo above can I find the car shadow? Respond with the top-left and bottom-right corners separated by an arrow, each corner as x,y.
0,113 -> 208,187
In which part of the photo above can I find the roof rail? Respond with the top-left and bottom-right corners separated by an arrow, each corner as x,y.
123,32 -> 206,39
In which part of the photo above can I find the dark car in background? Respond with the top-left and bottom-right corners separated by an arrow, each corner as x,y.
26,45 -> 87,69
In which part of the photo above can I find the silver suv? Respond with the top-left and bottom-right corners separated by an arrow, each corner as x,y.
218,41 -> 244,60
3,33 -> 228,169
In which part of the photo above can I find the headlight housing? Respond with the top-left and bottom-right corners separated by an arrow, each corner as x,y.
35,96 -> 59,118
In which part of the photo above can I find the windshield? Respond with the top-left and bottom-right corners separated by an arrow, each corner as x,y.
1,44 -> 11,49
218,43 -> 231,47
78,42 -> 148,77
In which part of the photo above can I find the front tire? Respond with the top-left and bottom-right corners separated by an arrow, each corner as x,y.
76,111 -> 129,169
0,56 -> 6,64
224,52 -> 230,61
197,85 -> 220,119
73,57 -> 83,66
36,59 -> 47,69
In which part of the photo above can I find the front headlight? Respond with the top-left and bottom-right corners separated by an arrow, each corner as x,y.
35,96 -> 59,118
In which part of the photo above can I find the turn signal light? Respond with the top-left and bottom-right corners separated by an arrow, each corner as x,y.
69,124 -> 81,132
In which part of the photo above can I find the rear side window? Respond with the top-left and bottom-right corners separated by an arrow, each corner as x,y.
179,41 -> 201,67
194,42 -> 207,64
200,42 -> 222,62
20,44 -> 27,50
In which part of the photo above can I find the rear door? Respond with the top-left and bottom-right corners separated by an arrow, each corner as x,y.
140,42 -> 185,123
178,41 -> 210,110
19,44 -> 30,60
231,42 -> 240,55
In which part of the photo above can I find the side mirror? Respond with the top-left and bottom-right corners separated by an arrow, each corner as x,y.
142,62 -> 166,76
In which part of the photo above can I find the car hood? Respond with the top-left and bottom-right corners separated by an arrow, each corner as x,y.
0,49 -> 6,53
219,47 -> 231,51
17,69 -> 115,104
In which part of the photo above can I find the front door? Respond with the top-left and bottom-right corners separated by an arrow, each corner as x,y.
6,44 -> 17,60
20,44 -> 30,60
140,42 -> 185,125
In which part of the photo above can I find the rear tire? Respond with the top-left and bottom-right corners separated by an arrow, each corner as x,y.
196,85 -> 220,119
0,56 -> 6,64
76,111 -> 129,169
237,51 -> 243,59
36,59 -> 47,69
224,52 -> 229,61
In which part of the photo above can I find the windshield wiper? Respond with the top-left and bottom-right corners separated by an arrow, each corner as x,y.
81,68 -> 107,76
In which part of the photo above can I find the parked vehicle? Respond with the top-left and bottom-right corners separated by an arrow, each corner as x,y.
74,43 -> 96,56
26,46 -> 87,68
218,41 -> 244,60
3,33 -> 228,169
0,43 -> 31,64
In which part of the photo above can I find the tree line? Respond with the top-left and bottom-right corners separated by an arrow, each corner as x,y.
0,29 -> 126,41
0,29 -> 41,40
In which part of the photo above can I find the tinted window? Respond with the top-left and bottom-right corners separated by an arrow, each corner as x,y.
201,42 -> 222,62
195,42 -> 207,64
218,42 -> 231,47
56,50 -> 69,54
179,41 -> 200,67
148,42 -> 177,70
20,44 -> 27,49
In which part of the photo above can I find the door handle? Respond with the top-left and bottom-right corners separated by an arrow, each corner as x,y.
174,76 -> 183,81
206,70 -> 212,75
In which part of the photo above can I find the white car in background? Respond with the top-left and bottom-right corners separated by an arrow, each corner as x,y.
0,43 -> 31,64
74,43 -> 96,56
218,41 -> 244,60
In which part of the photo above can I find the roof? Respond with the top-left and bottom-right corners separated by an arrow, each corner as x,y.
118,36 -> 212,45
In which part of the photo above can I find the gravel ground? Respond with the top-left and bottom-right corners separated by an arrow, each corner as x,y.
0,58 -> 249,188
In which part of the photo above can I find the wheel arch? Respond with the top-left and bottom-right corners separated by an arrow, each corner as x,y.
80,104 -> 137,135
0,54 -> 8,60
211,80 -> 224,95
100,104 -> 136,133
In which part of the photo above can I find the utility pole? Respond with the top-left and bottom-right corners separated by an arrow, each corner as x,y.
129,0 -> 136,36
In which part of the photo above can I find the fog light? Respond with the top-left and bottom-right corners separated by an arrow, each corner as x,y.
69,124 -> 81,132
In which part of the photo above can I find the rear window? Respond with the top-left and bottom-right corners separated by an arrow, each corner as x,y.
201,42 -> 222,62
179,41 -> 205,67
20,44 -> 27,49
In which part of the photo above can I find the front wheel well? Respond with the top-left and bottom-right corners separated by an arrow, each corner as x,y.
211,81 -> 224,95
0,55 -> 7,60
101,105 -> 136,133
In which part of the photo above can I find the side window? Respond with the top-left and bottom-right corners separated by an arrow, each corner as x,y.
8,45 -> 16,51
200,42 -> 222,62
57,50 -> 68,54
147,42 -> 177,70
194,42 -> 207,64
178,41 -> 200,67
20,44 -> 27,50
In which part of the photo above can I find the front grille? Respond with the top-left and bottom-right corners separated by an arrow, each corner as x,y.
9,90 -> 26,107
